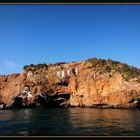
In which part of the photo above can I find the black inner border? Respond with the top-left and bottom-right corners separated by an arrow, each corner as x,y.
0,1 -> 140,140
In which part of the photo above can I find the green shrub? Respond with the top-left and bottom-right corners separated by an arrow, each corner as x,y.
86,57 -> 140,81
23,63 -> 48,71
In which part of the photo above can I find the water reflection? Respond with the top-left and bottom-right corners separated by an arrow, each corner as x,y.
67,108 -> 140,135
0,108 -> 140,136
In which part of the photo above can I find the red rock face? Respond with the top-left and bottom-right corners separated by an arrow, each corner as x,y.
0,60 -> 140,109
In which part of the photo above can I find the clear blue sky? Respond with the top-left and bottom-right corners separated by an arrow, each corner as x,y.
0,4 -> 140,75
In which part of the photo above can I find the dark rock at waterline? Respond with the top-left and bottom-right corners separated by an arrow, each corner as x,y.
2,86 -> 71,109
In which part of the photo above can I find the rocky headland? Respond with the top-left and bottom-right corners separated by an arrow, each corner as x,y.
1,58 -> 140,109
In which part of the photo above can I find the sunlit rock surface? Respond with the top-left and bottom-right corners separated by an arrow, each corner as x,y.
1,58 -> 140,109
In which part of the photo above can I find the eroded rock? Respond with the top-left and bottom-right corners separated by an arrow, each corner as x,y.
1,58 -> 140,109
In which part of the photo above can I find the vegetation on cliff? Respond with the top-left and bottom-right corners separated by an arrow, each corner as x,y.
86,58 -> 140,81
23,63 -> 48,71
23,62 -> 66,71
23,58 -> 140,82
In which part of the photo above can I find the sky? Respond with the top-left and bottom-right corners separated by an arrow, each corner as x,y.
0,4 -> 140,75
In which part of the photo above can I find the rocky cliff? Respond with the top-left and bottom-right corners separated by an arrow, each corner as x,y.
1,58 -> 140,109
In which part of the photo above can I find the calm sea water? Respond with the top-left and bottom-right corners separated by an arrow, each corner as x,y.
0,107 -> 140,136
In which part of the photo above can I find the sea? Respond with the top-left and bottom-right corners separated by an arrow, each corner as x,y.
0,107 -> 140,136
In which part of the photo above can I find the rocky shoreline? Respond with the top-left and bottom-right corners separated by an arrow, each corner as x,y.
1,58 -> 140,109
1,86 -> 140,109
